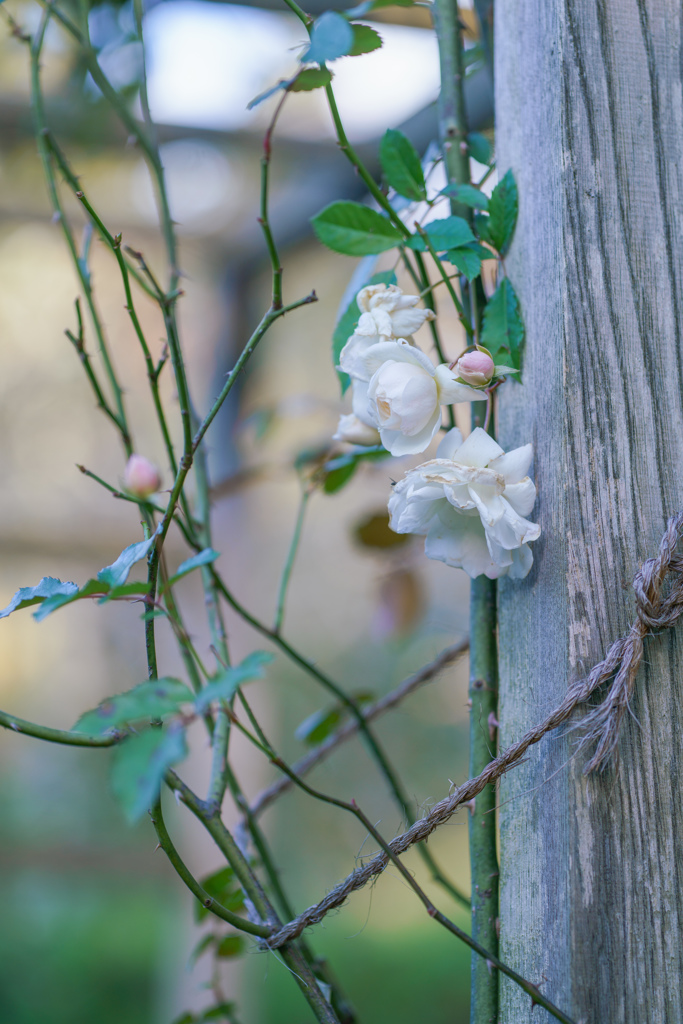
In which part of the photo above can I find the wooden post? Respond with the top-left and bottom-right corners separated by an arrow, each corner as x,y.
495,1 -> 683,1020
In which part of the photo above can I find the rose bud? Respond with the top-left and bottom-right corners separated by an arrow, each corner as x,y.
123,454 -> 162,499
455,349 -> 495,386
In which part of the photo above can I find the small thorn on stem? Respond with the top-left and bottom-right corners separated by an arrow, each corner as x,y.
466,798 -> 476,816
488,712 -> 500,740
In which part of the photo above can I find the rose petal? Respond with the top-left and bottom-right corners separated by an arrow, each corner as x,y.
454,427 -> 504,467
436,428 -> 464,460
503,477 -> 537,517
425,509 -> 509,579
434,364 -> 487,405
488,444 -> 533,484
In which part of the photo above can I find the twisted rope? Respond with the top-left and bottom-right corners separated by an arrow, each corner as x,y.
265,510 -> 683,950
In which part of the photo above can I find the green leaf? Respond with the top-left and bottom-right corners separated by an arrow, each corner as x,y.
215,936 -> 245,959
322,458 -> 358,494
348,23 -> 383,56
312,201 -> 403,256
322,447 -> 390,494
247,78 -> 292,110
195,651 -> 274,713
332,270 -> 396,394
0,577 -> 78,620
345,0 -> 415,16
187,934 -> 216,969
443,243 -> 485,281
406,215 -> 475,252
486,169 -> 518,256
111,725 -> 188,823
167,548 -> 220,588
73,677 -> 194,736
295,706 -> 343,745
34,577 -> 108,622
97,531 -> 159,589
198,1005 -> 237,1023
194,867 -> 244,923
171,1014 -> 197,1024
480,278 -> 525,372
467,131 -> 492,165
354,511 -> 412,549
289,67 -> 333,92
474,211 -> 491,244
379,128 -> 426,201
98,580 -> 150,604
440,183 -> 489,210
303,11 -> 354,64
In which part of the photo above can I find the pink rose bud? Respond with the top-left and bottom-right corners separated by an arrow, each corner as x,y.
123,454 -> 162,499
456,349 -> 495,386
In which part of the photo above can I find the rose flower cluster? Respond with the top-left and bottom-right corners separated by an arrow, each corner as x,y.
333,284 -> 540,580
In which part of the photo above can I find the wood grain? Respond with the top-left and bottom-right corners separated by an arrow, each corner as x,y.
495,1 -> 683,1021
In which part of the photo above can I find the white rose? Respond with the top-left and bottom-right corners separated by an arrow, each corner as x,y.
332,413 -> 381,446
388,427 -> 540,579
340,339 -> 485,456
356,283 -> 435,339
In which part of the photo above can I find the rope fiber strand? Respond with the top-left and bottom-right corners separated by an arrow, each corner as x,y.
264,510 -> 683,950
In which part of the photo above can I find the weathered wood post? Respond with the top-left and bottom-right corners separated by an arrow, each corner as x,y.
495,2 -> 683,1021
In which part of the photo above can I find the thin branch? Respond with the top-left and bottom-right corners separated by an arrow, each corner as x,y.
274,487 -> 310,635
150,797 -> 271,937
0,711 -> 118,747
249,639 -> 469,818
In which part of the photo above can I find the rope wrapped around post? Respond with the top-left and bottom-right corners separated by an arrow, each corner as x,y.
263,510 -> 683,951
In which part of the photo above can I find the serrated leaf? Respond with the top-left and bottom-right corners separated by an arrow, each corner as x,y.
0,577 -> 79,620
194,651 -> 274,714
215,936 -> 245,959
480,278 -> 525,373
111,725 -> 188,823
167,548 -> 220,588
97,530 -> 159,589
467,131 -> 491,165
406,215 -> 475,252
444,245 -> 482,281
73,677 -> 194,736
348,23 -> 382,56
440,183 -> 489,210
486,169 -> 518,256
474,211 -> 491,244
194,867 -> 244,923
312,201 -> 403,256
289,67 -> 333,92
295,706 -> 343,745
379,128 -> 425,201
34,577 -> 108,622
303,11 -> 354,64
332,270 -> 396,394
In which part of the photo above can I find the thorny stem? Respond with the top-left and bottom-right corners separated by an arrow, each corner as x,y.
166,774 -> 341,1024
433,1 -> 501,1020
228,715 -> 574,1024
150,797 -> 271,937
212,571 -> 469,909
26,9 -> 132,456
274,486 -> 310,634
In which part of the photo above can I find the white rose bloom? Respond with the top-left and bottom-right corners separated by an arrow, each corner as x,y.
339,339 -> 485,456
332,413 -> 381,446
356,283 -> 436,340
388,427 -> 540,579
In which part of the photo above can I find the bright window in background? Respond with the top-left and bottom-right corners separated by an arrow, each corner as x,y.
144,0 -> 440,142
